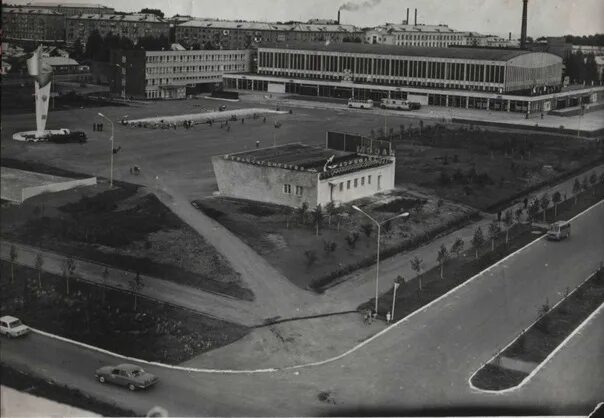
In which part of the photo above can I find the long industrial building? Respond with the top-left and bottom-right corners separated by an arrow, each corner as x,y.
224,42 -> 604,113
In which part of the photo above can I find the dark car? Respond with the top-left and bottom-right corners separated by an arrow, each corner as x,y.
95,364 -> 158,391
218,105 -> 227,111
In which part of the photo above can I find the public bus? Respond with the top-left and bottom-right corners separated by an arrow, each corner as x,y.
347,98 -> 374,109
380,98 -> 421,111
546,221 -> 571,241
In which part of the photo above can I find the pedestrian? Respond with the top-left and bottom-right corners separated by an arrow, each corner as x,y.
256,140 -> 260,148
263,116 -> 267,123
93,123 -> 97,132
386,312 -> 391,322
100,123 -> 103,132
241,118 -> 245,124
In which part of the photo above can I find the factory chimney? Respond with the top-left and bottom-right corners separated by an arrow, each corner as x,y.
509,32 -> 512,41
520,0 -> 528,49
406,8 -> 409,25
337,9 -> 341,24
414,8 -> 417,26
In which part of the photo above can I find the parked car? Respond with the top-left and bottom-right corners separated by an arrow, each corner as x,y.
0,315 -> 30,338
218,105 -> 227,111
95,364 -> 158,391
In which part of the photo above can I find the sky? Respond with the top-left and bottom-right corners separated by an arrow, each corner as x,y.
11,0 -> 604,37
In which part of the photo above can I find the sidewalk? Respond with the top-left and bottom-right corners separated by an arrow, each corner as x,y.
0,241 -> 264,327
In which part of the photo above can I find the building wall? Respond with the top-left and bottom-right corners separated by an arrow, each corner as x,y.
257,47 -> 563,93
110,49 -> 249,99
212,157 -> 319,207
317,161 -> 395,206
365,26 -> 466,48
2,8 -> 66,42
175,24 -> 363,50
505,53 -> 563,92
66,15 -> 170,44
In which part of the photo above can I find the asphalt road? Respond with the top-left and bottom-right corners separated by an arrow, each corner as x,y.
2,201 -> 602,416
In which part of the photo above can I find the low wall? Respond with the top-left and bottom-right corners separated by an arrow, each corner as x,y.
21,177 -> 97,202
451,117 -> 604,138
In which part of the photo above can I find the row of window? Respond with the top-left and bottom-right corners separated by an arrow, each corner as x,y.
283,184 -> 304,196
146,64 -> 246,74
146,54 -> 247,63
146,74 -> 221,85
259,52 -> 506,84
337,174 -> 378,191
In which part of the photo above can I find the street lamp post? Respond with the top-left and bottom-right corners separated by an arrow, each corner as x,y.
352,205 -> 409,315
98,113 -> 115,187
391,281 -> 400,320
115,64 -> 125,101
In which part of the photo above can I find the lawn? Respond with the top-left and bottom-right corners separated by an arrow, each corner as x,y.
0,163 -> 252,300
195,189 -> 477,289
0,261 -> 249,364
470,267 -> 604,391
393,124 -> 604,211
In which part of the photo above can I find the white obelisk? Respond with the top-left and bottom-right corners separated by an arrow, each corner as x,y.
26,46 -> 53,137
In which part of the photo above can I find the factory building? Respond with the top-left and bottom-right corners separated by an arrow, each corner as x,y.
212,140 -> 395,208
365,24 -> 467,48
109,48 -> 250,99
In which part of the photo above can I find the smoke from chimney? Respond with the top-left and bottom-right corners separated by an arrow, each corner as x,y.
414,8 -> 417,26
520,0 -> 528,49
406,8 -> 409,24
338,0 -> 381,12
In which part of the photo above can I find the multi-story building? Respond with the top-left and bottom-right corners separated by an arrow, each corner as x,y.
222,42 -> 604,115
365,24 -> 467,48
21,2 -> 115,16
109,48 -> 250,99
66,14 -> 170,45
2,7 -> 66,43
175,20 -> 363,50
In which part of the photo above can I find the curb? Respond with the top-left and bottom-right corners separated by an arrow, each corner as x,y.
468,270 -> 602,394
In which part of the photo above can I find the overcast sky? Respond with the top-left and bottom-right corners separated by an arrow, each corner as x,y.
13,0 -> 604,37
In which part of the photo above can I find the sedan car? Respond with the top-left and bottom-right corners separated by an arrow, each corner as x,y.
95,364 -> 158,391
0,315 -> 30,338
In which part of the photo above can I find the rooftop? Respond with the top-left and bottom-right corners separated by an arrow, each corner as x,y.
67,13 -> 167,23
177,19 -> 360,33
223,143 -> 392,177
42,56 -> 79,66
260,42 -> 533,61
25,2 -> 113,8
3,7 -> 62,15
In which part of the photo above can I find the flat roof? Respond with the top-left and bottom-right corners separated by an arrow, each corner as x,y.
260,42 -> 532,61
224,143 -> 392,174
67,13 -> 167,23
177,20 -> 360,33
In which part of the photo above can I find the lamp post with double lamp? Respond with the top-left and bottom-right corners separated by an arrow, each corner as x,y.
352,205 -> 409,315
97,113 -> 115,187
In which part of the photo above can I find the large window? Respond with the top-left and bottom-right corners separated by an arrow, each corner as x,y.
283,184 -> 292,194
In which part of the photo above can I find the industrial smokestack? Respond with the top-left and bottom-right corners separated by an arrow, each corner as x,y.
509,32 -> 512,41
337,10 -> 341,24
520,0 -> 528,49
406,8 -> 409,24
414,8 -> 417,26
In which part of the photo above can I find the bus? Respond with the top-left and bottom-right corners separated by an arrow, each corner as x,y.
546,221 -> 571,241
380,98 -> 421,111
347,98 -> 374,109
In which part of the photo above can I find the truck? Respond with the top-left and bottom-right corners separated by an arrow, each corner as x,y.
380,98 -> 421,111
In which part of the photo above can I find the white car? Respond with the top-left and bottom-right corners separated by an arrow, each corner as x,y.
0,315 -> 30,338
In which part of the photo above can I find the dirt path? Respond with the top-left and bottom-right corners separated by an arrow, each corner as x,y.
0,241 -> 264,327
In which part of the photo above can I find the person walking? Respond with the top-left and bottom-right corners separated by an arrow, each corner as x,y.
256,140 -> 260,148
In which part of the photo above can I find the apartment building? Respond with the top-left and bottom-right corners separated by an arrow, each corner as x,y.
66,13 -> 170,45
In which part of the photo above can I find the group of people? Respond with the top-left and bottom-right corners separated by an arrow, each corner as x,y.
92,123 -> 104,132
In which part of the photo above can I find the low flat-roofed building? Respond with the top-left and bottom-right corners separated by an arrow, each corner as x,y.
212,142 -> 395,207
365,23 -> 467,47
